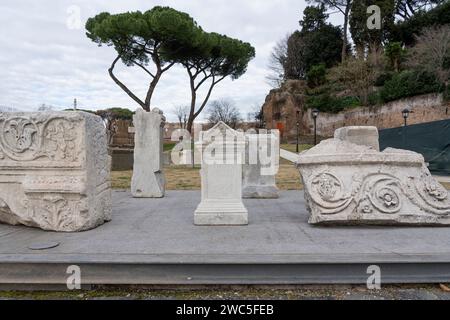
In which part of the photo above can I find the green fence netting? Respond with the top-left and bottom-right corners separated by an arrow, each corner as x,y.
379,119 -> 450,176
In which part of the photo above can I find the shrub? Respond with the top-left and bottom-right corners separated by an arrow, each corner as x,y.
306,64 -> 327,88
306,93 -> 360,113
327,58 -> 378,105
306,93 -> 333,112
384,42 -> 406,72
379,70 -> 442,102
374,72 -> 394,87
367,91 -> 382,105
443,85 -> 450,101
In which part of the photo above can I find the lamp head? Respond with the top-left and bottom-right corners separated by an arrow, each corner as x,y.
312,109 -> 319,119
402,108 -> 410,119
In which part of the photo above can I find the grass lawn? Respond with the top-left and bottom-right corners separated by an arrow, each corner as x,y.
280,144 -> 313,153
112,165 -> 201,190
111,154 -> 449,191
111,161 -> 303,190
163,141 -> 177,152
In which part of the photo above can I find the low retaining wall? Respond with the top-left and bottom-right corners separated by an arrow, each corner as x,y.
110,148 -> 172,171
312,94 -> 449,137
110,148 -> 133,171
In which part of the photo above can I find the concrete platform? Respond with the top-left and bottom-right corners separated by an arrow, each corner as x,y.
1,190 -> 450,286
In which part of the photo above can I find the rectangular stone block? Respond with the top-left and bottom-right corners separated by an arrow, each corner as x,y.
334,126 -> 380,151
0,111 -> 112,232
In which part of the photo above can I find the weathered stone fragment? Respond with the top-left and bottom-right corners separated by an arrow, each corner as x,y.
131,108 -> 166,198
0,111 -> 112,232
297,127 -> 450,225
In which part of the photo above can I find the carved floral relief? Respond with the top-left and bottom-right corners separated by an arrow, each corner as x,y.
305,169 -> 450,220
0,114 -> 81,162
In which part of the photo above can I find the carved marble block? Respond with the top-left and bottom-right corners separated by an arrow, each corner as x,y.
242,132 -> 279,199
194,122 -> 248,225
297,128 -> 450,226
131,108 -> 166,198
334,126 -> 380,151
0,111 -> 112,232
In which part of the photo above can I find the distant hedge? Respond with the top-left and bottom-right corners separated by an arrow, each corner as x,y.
96,108 -> 134,120
305,69 -> 443,112
63,108 -> 96,114
379,70 -> 442,102
306,94 -> 360,113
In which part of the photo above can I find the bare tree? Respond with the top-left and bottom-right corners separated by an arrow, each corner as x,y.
172,105 -> 190,129
408,25 -> 450,87
207,99 -> 243,129
328,54 -> 380,105
247,103 -> 264,126
284,31 -> 307,79
266,34 -> 290,87
96,110 -> 118,145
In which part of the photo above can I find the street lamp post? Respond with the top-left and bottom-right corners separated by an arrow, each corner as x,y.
402,108 -> 410,127
402,108 -> 411,148
312,109 -> 319,146
296,110 -> 300,153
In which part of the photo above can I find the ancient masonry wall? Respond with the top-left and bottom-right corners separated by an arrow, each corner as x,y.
311,94 -> 450,137
262,86 -> 450,139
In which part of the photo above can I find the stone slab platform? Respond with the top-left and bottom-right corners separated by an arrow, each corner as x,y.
1,191 -> 450,286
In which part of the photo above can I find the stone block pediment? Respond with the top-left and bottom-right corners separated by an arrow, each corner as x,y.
201,122 -> 244,142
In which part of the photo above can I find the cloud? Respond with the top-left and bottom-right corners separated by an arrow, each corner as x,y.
0,0 -> 341,121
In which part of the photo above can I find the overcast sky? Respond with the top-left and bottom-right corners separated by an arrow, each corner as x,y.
0,0 -> 342,121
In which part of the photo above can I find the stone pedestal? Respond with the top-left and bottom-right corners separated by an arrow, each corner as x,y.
131,108 -> 165,198
0,111 -> 112,232
194,122 -> 248,226
297,126 -> 450,226
243,132 -> 279,199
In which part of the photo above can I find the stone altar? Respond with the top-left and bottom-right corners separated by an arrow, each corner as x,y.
0,111 -> 112,232
131,108 -> 166,198
297,126 -> 450,225
194,122 -> 248,225
242,131 -> 279,199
